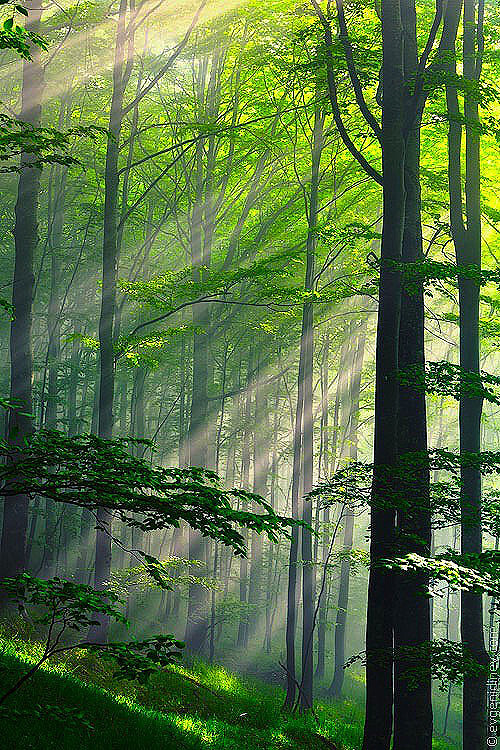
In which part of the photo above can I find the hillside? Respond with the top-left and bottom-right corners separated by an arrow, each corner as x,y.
0,630 -> 459,750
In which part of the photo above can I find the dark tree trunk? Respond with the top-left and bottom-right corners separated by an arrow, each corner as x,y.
459,5 -> 488,746
392,4 -> 432,748
89,0 -> 131,643
362,2 -> 406,746
443,3 -> 489,746
0,0 -> 43,589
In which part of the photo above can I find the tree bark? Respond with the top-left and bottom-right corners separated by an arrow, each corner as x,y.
362,2 -> 406,746
315,333 -> 331,681
443,2 -> 489,746
237,354 -> 252,649
247,357 -> 269,641
392,4 -> 432,748
0,0 -> 43,588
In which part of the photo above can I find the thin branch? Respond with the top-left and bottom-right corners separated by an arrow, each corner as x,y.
278,660 -> 319,721
414,0 -> 445,100
121,0 -> 207,116
335,0 -> 381,139
310,0 -> 383,186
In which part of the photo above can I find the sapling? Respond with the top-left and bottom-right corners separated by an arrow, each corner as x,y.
0,572 -> 184,705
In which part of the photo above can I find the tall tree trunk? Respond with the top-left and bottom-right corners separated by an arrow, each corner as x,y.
316,332 -> 343,681
443,2 -> 489,746
89,0 -> 131,642
283,341 -> 304,709
42,128 -> 69,579
299,105 -> 324,712
0,0 -> 43,589
362,2 -> 406,746
209,541 -> 218,662
185,138 -> 211,653
330,326 -> 365,698
392,4 -> 432,748
459,4 -> 488,746
67,332 -> 81,437
264,380 -> 280,653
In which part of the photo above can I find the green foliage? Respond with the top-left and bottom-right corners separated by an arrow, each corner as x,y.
0,430 -> 298,555
0,631 -> 368,750
1,572 -> 128,631
406,639 -> 489,691
0,116 -> 105,172
0,703 -> 94,733
344,639 -> 488,690
381,550 -> 500,598
0,623 -> 460,748
398,361 -> 500,405
97,635 -> 185,684
0,573 -> 185,701
308,461 -> 372,509
0,1 -> 47,59
110,558 -> 217,598
428,639 -> 487,690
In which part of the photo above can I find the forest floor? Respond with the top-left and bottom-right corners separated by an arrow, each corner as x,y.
0,626 -> 459,750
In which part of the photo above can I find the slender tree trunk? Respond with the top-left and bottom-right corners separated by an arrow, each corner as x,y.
299,106 -> 324,712
42,133 -> 70,579
264,380 -> 280,653
209,542 -> 218,662
316,333 -> 342,681
247,357 -> 269,641
330,326 -> 365,698
283,346 -> 304,709
67,332 -> 81,437
185,181 -> 210,654
89,0 -> 131,642
237,354 -> 252,648
444,3 -> 489,746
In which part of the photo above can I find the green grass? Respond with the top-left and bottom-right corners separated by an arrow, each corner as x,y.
0,626 -> 459,750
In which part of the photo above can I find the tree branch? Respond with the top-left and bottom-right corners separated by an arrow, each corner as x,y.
121,0 -> 207,116
335,0 -> 381,140
413,0 -> 445,100
310,0 -> 383,186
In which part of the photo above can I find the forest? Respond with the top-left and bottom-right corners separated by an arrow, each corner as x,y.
0,0 -> 498,748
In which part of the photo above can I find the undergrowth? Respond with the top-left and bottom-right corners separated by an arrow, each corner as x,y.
0,623 -> 459,750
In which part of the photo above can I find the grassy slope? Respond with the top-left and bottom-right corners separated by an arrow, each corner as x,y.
0,632 -> 459,750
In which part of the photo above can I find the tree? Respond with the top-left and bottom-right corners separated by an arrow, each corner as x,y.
0,573 -> 184,706
442,1 -> 489,746
0,0 -> 44,589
